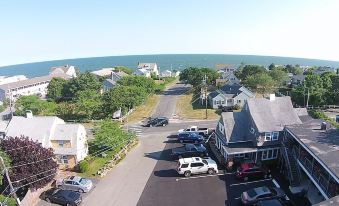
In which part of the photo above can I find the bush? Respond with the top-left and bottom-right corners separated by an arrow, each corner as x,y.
79,160 -> 90,173
0,195 -> 16,206
232,104 -> 241,111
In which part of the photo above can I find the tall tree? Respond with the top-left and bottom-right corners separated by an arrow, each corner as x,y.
63,72 -> 101,99
75,90 -> 102,120
0,137 -> 57,190
268,63 -> 275,70
14,96 -> 57,116
47,77 -> 67,102
234,65 -> 267,81
244,73 -> 276,94
118,76 -> 156,93
269,68 -> 288,86
179,67 -> 218,87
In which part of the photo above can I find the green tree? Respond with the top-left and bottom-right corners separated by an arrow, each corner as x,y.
179,67 -> 218,87
56,102 -> 78,120
47,77 -> 67,102
269,68 -> 288,86
63,72 -> 101,99
234,65 -> 267,81
14,96 -> 57,116
75,90 -> 102,120
244,73 -> 276,94
90,119 -> 135,152
268,63 -> 275,70
102,86 -> 147,117
113,66 -> 133,75
118,76 -> 156,93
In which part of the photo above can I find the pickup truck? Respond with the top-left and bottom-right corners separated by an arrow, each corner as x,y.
178,125 -> 211,136
177,132 -> 204,143
171,144 -> 208,158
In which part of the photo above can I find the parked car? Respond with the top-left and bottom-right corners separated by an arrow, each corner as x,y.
241,186 -> 287,205
235,162 -> 271,181
144,117 -> 169,127
177,157 -> 218,177
171,144 -> 208,158
218,105 -> 233,112
56,176 -> 93,193
255,199 -> 288,206
178,125 -> 211,136
42,188 -> 82,206
177,132 -> 204,143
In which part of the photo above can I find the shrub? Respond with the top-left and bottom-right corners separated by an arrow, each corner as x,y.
232,104 -> 241,111
79,160 -> 90,173
0,195 -> 16,206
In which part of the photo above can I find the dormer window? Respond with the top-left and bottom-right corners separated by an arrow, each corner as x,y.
264,132 -> 271,141
272,132 -> 279,141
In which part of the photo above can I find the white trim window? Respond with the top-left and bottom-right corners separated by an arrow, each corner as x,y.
58,140 -> 65,148
264,132 -> 271,141
219,122 -> 224,133
262,148 -> 279,160
272,132 -> 279,141
57,155 -> 69,164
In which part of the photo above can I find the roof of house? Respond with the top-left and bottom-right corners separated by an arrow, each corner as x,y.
114,71 -> 129,77
50,65 -> 73,73
137,63 -> 157,70
0,73 -> 70,90
247,96 -> 302,132
286,119 -> 339,179
209,84 -> 254,99
5,116 -> 63,146
221,111 -> 251,143
215,64 -> 236,71
52,124 -> 81,141
90,68 -> 113,77
103,79 -> 117,86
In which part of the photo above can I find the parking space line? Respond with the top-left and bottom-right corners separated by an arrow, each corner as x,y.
272,178 -> 280,188
229,178 -> 272,187
234,197 -> 241,200
176,173 -> 225,181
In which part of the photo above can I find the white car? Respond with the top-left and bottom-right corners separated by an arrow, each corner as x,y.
177,157 -> 218,177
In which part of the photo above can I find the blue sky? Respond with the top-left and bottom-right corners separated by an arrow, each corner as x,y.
1,0 -> 339,66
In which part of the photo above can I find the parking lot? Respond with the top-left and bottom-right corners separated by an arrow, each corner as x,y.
137,132 -> 300,206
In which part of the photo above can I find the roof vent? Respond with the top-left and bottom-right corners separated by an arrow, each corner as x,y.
269,94 -> 276,101
26,110 -> 33,119
321,122 -> 327,130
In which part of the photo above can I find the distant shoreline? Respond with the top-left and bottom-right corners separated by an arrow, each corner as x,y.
0,54 -> 338,78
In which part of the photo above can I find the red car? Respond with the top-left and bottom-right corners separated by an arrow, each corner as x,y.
235,163 -> 271,181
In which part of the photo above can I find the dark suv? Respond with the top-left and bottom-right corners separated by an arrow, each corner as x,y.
235,163 -> 270,181
144,117 -> 169,127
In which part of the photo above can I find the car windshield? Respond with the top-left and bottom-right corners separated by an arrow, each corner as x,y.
79,178 -> 90,185
247,189 -> 257,198
202,160 -> 208,165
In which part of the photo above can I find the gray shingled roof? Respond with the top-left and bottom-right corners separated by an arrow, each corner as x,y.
50,65 -> 72,73
286,119 -> 339,179
219,84 -> 242,95
248,96 -> 302,132
222,111 -> 252,142
0,73 -> 69,90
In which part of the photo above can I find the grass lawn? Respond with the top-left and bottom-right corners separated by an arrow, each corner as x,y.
126,95 -> 160,124
176,93 -> 220,120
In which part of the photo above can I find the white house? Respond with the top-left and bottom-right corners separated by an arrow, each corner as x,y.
161,70 -> 172,77
5,113 -> 88,169
50,65 -> 77,78
90,68 -> 114,77
0,75 -> 27,85
134,63 -> 158,77
0,73 -> 70,102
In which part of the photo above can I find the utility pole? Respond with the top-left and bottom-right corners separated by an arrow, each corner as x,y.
0,156 -> 20,205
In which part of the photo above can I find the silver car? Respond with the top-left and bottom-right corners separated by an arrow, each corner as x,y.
241,186 -> 286,205
56,176 -> 93,193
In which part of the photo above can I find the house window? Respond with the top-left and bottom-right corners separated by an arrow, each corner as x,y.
272,132 -> 279,141
237,100 -> 241,103
264,132 -> 271,141
61,155 -> 68,164
58,140 -> 64,148
250,128 -> 255,134
262,149 -> 279,160
234,153 -> 245,158
219,122 -> 224,133
221,100 -> 225,104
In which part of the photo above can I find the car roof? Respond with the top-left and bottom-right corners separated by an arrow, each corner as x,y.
67,176 -> 81,182
179,157 -> 202,164
241,162 -> 258,170
254,186 -> 270,195
257,199 -> 283,206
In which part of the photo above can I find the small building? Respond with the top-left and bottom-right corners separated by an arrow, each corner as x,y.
0,73 -> 70,102
5,113 -> 88,169
0,75 -> 27,85
208,83 -> 254,109
50,65 -> 77,78
161,70 -> 172,77
102,71 -> 129,92
134,63 -> 158,77
90,68 -> 114,77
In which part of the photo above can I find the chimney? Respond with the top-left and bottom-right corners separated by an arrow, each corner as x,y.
26,110 -> 33,119
269,94 -> 276,101
321,122 -> 327,130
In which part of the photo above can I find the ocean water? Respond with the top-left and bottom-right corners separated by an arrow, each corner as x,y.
0,54 -> 338,78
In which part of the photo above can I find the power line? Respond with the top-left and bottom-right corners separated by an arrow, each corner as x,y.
9,157 -> 53,169
12,167 -> 57,183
